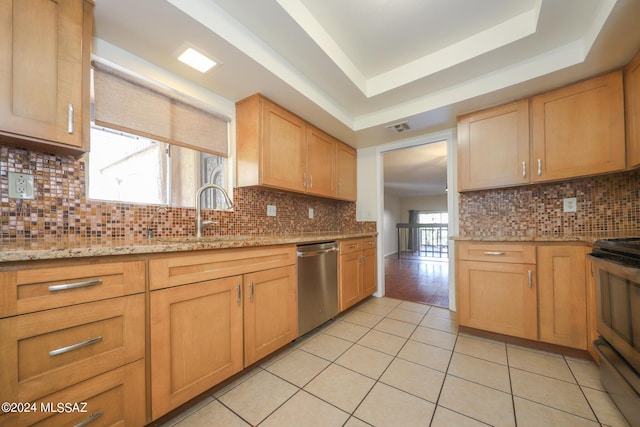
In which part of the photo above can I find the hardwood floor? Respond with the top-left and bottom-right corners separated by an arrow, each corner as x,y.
383,254 -> 449,308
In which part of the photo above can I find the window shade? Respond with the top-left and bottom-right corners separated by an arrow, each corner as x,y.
93,62 -> 229,157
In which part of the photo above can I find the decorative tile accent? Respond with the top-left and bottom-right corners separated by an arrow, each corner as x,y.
0,145 -> 375,241
459,170 -> 640,238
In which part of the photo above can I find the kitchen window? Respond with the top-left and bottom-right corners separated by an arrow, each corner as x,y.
88,60 -> 230,209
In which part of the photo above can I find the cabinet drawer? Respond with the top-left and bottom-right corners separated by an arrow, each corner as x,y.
0,359 -> 146,427
149,245 -> 296,290
0,294 -> 144,402
361,237 -> 376,250
339,239 -> 362,255
457,242 -> 535,264
0,260 -> 145,318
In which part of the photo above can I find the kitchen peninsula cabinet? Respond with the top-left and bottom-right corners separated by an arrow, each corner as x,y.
0,0 -> 93,155
537,245 -> 588,349
149,245 -> 297,420
338,237 -> 377,311
531,71 -> 625,182
456,242 -> 538,340
0,258 -> 146,427
458,100 -> 530,191
625,48 -> 640,168
236,94 -> 357,201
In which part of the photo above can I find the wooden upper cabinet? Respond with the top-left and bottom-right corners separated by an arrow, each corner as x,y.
236,94 -> 357,201
531,71 -> 625,182
336,142 -> 357,201
458,100 -> 530,191
0,0 -> 93,155
306,126 -> 336,198
625,49 -> 640,168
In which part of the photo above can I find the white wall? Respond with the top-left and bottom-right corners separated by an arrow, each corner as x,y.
383,190 -> 401,256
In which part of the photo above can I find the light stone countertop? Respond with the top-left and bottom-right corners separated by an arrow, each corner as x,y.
450,230 -> 640,245
0,232 -> 377,263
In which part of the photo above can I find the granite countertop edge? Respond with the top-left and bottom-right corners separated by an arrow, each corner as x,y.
0,232 -> 377,263
450,232 -> 640,244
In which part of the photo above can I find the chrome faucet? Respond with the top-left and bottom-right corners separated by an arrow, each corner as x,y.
195,184 -> 234,238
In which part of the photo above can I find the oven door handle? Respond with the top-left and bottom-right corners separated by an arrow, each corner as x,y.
587,254 -> 640,283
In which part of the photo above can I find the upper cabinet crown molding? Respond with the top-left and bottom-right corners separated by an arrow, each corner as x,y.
235,94 -> 357,201
0,0 -> 93,156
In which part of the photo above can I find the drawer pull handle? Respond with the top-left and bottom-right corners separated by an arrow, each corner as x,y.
528,270 -> 533,288
483,251 -> 506,255
347,244 -> 358,249
49,279 -> 102,292
74,411 -> 103,427
49,336 -> 102,357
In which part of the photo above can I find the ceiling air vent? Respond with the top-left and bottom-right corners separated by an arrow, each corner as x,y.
386,121 -> 410,133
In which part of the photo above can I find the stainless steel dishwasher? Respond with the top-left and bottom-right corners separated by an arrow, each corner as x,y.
296,241 -> 339,337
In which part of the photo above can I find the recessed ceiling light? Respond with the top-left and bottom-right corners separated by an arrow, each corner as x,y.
178,47 -> 217,73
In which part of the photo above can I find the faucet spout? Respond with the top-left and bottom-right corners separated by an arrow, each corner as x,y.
195,184 -> 234,238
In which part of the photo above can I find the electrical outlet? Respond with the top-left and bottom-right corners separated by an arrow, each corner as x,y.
563,197 -> 577,213
8,172 -> 34,199
267,205 -> 276,217
309,208 -> 314,219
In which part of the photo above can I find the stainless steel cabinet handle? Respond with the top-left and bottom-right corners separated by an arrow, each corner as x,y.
522,161 -> 526,178
74,411 -> 103,427
249,281 -> 255,302
537,159 -> 542,176
68,103 -> 74,134
347,244 -> 358,249
528,270 -> 533,288
367,241 -> 374,246
236,284 -> 241,306
483,251 -> 506,256
338,183 -> 341,194
303,173 -> 307,188
309,174 -> 313,189
49,336 -> 102,357
49,279 -> 102,292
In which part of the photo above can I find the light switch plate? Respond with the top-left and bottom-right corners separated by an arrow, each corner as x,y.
8,172 -> 35,199
267,205 -> 276,217
563,197 -> 577,213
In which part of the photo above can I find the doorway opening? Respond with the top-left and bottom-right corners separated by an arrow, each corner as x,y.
381,140 -> 451,308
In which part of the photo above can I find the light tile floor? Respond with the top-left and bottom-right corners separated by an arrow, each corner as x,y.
161,297 -> 630,427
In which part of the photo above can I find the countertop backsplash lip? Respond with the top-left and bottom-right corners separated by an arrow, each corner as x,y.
0,231 -> 378,263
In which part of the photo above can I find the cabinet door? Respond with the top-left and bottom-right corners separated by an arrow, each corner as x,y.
244,266 -> 297,366
626,49 -> 640,168
336,142 -> 357,201
457,100 -> 530,191
261,99 -> 306,192
537,246 -> 587,349
361,247 -> 377,298
531,71 -> 625,182
0,0 -> 91,150
150,276 -> 243,419
339,252 -> 361,311
457,260 -> 537,340
306,126 -> 336,197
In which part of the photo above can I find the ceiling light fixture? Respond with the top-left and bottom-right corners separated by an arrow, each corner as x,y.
178,47 -> 217,73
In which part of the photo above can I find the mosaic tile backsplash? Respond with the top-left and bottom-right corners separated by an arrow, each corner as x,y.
0,145 -> 375,241
459,169 -> 640,238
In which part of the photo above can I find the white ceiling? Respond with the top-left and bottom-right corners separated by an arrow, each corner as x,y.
92,0 -> 640,197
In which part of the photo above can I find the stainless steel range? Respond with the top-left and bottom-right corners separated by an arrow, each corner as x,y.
588,238 -> 640,427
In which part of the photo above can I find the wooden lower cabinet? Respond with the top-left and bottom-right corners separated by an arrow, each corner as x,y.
244,266 -> 297,366
149,247 -> 298,420
457,260 -> 538,340
338,237 -> 377,311
0,359 -> 145,427
150,276 -> 244,419
537,245 -> 588,349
